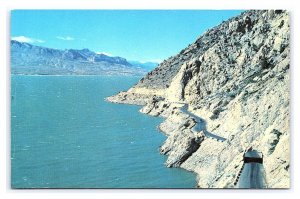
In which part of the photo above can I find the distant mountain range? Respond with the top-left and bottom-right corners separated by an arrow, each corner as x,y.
128,60 -> 158,71
11,40 -> 158,76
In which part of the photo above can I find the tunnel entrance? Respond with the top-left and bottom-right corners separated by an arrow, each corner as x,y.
243,150 -> 263,164
237,149 -> 266,188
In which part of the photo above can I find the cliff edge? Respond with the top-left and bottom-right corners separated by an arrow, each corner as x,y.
107,10 -> 290,188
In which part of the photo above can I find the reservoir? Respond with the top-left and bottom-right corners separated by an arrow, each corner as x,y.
11,75 -> 196,188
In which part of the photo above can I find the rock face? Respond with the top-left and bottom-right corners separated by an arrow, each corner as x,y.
107,10 -> 290,188
11,40 -> 147,76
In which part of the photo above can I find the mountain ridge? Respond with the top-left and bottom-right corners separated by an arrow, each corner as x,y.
11,40 -> 148,76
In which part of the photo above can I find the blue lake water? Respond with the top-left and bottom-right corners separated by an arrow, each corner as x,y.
11,75 -> 196,188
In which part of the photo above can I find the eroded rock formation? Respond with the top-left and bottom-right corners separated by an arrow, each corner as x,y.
106,10 -> 290,188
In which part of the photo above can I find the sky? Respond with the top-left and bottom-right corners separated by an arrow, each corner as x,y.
11,10 -> 243,62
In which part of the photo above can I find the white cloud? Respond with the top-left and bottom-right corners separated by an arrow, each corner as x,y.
56,36 -> 74,41
96,52 -> 113,57
11,36 -> 45,43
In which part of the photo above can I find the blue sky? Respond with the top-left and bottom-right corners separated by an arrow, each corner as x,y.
11,10 -> 243,62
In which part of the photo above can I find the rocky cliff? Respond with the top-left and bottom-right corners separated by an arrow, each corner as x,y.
107,10 -> 290,188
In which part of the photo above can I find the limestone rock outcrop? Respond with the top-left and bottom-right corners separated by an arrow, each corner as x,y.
107,10 -> 290,188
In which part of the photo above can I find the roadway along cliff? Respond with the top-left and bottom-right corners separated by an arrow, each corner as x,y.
238,150 -> 266,189
107,10 -> 290,188
180,104 -> 226,142
238,163 -> 265,188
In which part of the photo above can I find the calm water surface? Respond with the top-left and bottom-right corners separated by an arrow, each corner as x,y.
11,75 -> 196,188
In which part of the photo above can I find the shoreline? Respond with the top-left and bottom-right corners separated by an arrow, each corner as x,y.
105,91 -> 242,188
107,8 -> 292,183
105,94 -> 201,188
105,76 -> 289,188
106,94 -> 201,188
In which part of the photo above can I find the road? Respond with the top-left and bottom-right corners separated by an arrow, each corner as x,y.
244,150 -> 262,158
238,150 -> 265,188
179,103 -> 265,188
180,104 -> 226,142
178,103 -> 265,188
238,162 -> 265,188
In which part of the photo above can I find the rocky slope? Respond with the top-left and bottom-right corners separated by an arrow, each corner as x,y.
107,10 -> 290,188
11,40 -> 147,76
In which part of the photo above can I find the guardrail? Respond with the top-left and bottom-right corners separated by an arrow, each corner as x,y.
233,162 -> 245,187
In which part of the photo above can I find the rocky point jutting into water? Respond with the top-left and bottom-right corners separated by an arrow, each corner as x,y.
107,10 -> 290,188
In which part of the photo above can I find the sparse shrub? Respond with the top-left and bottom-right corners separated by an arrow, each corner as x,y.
278,20 -> 284,28
236,20 -> 247,33
261,23 -> 271,33
260,56 -> 272,69
275,10 -> 283,14
252,44 -> 259,52
210,108 -> 222,120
